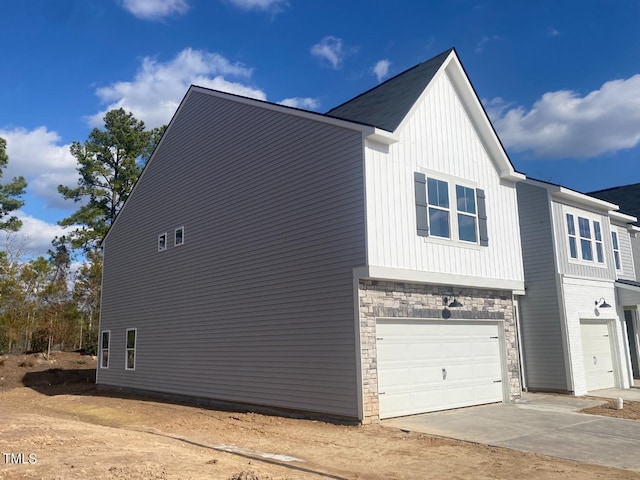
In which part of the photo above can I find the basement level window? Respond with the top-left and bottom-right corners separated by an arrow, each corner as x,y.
158,233 -> 167,251
175,226 -> 184,246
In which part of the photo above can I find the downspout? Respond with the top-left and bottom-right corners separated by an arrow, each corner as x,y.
513,296 -> 527,391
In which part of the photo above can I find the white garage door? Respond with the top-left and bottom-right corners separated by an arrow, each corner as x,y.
376,320 -> 504,419
580,321 -> 615,391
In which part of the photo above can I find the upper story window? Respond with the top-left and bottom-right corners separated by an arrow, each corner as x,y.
565,211 -> 604,265
427,178 -> 450,238
158,233 -> 167,251
456,185 -> 478,243
175,226 -> 184,246
612,231 -> 622,270
414,172 -> 488,246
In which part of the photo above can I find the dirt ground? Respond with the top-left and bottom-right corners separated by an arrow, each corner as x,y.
1,353 -> 639,480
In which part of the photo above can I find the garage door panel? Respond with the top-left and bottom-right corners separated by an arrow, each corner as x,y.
580,321 -> 615,391
376,320 -> 504,419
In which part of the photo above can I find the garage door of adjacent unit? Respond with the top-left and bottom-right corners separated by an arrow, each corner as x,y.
376,320 -> 504,419
580,321 -> 615,391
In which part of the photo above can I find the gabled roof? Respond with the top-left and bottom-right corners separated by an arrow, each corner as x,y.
326,49 -> 453,132
589,183 -> 640,225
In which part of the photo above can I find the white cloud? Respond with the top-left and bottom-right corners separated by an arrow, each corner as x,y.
372,59 -> 391,82
0,127 -> 78,208
118,0 -> 189,20
547,27 -> 560,37
225,0 -> 288,11
311,36 -> 353,69
486,74 -> 640,158
475,35 -> 500,53
279,97 -> 320,110
0,212 -> 75,259
88,48 -> 266,129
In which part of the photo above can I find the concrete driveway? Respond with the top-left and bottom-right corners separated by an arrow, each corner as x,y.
382,392 -> 640,472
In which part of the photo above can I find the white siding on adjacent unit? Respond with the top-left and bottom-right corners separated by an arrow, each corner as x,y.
612,225 -> 636,281
631,234 -> 640,281
560,276 -> 630,395
364,71 -> 523,286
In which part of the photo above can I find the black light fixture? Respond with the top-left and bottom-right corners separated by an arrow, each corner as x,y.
444,296 -> 463,308
595,298 -> 612,309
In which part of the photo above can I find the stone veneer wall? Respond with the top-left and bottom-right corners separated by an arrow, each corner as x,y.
359,280 -> 521,423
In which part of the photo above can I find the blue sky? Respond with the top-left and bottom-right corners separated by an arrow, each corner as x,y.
1,0 -> 639,257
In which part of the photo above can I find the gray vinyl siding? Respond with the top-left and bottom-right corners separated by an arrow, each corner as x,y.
97,90 -> 366,419
516,183 -> 568,391
613,225 -> 636,281
551,201 -> 616,281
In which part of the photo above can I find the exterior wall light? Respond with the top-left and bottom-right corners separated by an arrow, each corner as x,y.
595,298 -> 611,308
444,296 -> 463,308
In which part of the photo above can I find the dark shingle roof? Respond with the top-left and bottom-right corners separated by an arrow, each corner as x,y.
326,48 -> 454,132
589,183 -> 640,224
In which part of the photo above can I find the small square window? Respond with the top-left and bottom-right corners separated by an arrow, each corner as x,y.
158,233 -> 167,251
175,227 -> 184,246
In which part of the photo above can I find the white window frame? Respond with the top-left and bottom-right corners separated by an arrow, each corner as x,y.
125,328 -> 137,371
175,226 -> 185,247
423,170 -> 479,246
566,213 -> 578,259
564,207 -> 606,267
612,230 -> 622,271
455,184 -> 478,244
426,177 -> 451,239
158,232 -> 167,252
100,330 -> 110,369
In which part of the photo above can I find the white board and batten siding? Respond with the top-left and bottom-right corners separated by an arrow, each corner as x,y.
515,182 -> 569,391
364,70 -> 523,285
376,319 -> 505,419
561,277 -> 630,394
99,90 -> 368,419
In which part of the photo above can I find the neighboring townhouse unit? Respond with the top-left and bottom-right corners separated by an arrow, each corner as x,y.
97,48 -> 526,423
589,184 -> 640,380
516,179 -> 637,395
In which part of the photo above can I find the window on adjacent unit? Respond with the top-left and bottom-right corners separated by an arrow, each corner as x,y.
566,213 -> 578,259
100,331 -> 110,369
578,217 -> 593,261
566,213 -> 604,265
427,177 -> 450,238
158,233 -> 167,251
125,329 -> 136,370
593,221 -> 604,263
175,226 -> 184,246
456,185 -> 478,243
612,231 -> 622,270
